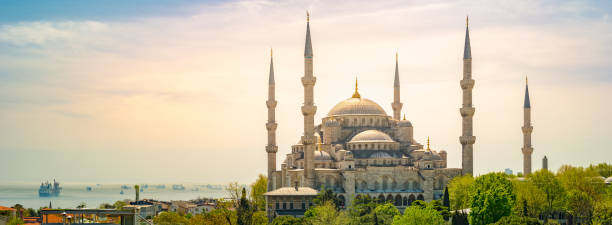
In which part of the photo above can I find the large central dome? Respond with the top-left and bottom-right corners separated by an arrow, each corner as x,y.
328,97 -> 387,116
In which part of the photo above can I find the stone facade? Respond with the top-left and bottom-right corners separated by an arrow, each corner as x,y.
264,14 -> 472,220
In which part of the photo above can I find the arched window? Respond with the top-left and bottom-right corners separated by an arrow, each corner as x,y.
392,180 -> 397,190
338,195 -> 346,208
361,180 -> 367,191
412,181 -> 420,190
403,181 -> 410,190
402,196 -> 408,206
395,195 -> 402,206
386,195 -> 393,202
378,194 -> 385,203
409,195 -> 415,205
374,181 -> 380,190
417,194 -> 424,201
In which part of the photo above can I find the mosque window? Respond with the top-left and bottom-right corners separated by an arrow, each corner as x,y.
275,202 -> 279,209
348,165 -> 352,169
301,202 -> 305,209
283,202 -> 286,209
290,203 -> 294,209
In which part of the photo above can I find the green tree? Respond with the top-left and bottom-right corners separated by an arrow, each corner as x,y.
392,206 -> 445,225
557,165 -> 606,222
113,200 -> 127,209
303,201 -> 348,225
226,182 -> 242,208
251,211 -> 268,225
492,215 -> 541,225
447,174 -> 474,210
411,200 -> 427,208
469,172 -> 515,225
313,187 -> 341,208
153,212 -> 188,225
443,186 -> 450,210
7,217 -> 24,225
530,170 -> 565,223
451,211 -> 469,225
237,188 -> 252,225
588,163 -> 612,177
347,195 -> 378,224
271,215 -> 303,225
373,203 -> 400,225
76,202 -> 87,209
200,204 -> 237,225
428,200 -> 450,220
249,174 -> 268,211
99,203 -> 114,209
512,179 -> 546,217
592,198 -> 612,225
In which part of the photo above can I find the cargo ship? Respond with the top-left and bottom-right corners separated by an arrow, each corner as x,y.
39,179 -> 62,197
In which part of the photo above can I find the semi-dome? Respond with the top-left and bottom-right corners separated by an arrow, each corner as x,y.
314,151 -> 332,160
328,97 -> 387,116
350,130 -> 394,142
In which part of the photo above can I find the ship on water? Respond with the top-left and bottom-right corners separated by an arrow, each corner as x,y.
39,179 -> 62,197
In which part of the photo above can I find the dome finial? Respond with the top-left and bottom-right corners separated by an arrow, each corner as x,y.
352,77 -> 361,98
427,136 -> 431,151
307,11 -> 310,22
403,114 -> 406,120
466,15 -> 469,27
526,76 -> 528,85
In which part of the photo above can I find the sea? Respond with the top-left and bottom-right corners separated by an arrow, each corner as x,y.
0,182 -> 228,209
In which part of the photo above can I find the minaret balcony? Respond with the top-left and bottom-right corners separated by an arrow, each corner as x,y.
460,107 -> 475,117
522,126 -> 533,133
301,136 -> 317,145
521,147 -> 533,154
301,76 -> 317,86
301,105 -> 317,115
459,136 -> 476,145
460,79 -> 475,89
266,145 -> 278,153
266,122 -> 278,130
266,100 -> 277,108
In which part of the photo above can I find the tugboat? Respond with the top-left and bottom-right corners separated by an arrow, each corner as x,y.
39,179 -> 62,197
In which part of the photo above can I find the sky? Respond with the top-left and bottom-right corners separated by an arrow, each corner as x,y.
0,0 -> 611,185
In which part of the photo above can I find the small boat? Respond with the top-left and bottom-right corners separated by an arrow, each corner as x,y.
172,184 -> 185,190
120,190 -> 124,194
86,186 -> 92,191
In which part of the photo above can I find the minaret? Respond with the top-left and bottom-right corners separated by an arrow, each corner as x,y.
522,77 -> 534,175
266,49 -> 278,191
391,52 -> 403,120
542,156 -> 548,170
460,16 -> 476,175
301,12 -> 317,187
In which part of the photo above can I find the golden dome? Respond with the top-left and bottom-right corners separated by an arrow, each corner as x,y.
328,97 -> 387,116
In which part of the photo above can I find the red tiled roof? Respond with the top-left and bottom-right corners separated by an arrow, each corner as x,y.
0,206 -> 16,211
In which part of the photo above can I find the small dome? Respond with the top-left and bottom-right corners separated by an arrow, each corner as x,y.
350,130 -> 394,142
370,152 -> 392,158
314,151 -> 332,160
328,97 -> 387,116
605,177 -> 612,184
399,120 -> 412,127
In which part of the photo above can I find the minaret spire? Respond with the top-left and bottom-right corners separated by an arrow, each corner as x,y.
301,12 -> 317,188
460,16 -> 476,175
522,76 -> 534,175
392,52 -> 403,120
265,48 -> 278,191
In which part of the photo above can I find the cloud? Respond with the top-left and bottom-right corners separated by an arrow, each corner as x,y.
0,0 -> 611,183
